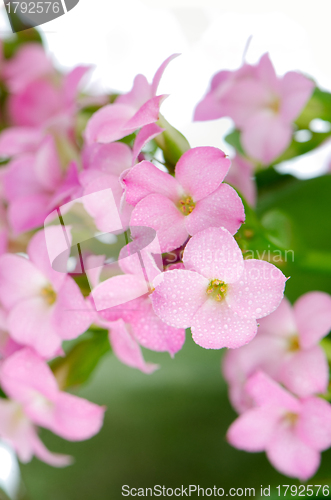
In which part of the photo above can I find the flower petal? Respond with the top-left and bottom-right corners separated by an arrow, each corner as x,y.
226,259 -> 286,319
245,371 -> 300,412
297,397 -> 331,451
183,227 -> 244,283
185,183 -> 245,236
175,147 -> 231,201
258,296 -> 297,337
294,291 -> 331,349
84,103 -> 135,144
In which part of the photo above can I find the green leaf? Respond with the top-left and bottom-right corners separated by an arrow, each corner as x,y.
155,114 -> 190,171
224,129 -> 245,156
3,29 -> 43,59
296,87 -> 331,128
50,328 -> 111,390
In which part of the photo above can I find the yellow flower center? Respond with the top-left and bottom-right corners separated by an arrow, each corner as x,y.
206,279 -> 228,302
177,196 -> 196,215
41,285 -> 57,306
288,335 -> 300,352
284,412 -> 298,426
269,97 -> 280,114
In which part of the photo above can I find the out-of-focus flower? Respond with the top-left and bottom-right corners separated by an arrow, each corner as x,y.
227,371 -> 331,480
225,155 -> 256,206
151,227 -> 286,349
194,53 -> 314,165
84,54 -> 178,145
123,147 -> 244,252
0,348 -> 105,465
223,293 -> 331,412
0,227 -> 92,358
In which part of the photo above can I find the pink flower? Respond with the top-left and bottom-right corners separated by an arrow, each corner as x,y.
84,54 -> 178,145
225,155 -> 256,207
223,293 -> 331,412
123,147 -> 245,252
194,54 -> 314,165
0,227 -> 92,358
87,249 -> 185,372
151,227 -> 286,349
3,135 -> 81,234
227,371 -> 331,480
0,306 -> 21,359
0,348 -> 105,465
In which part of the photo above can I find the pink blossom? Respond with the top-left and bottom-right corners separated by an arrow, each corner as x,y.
225,155 -> 256,207
151,227 -> 286,349
0,306 -> 21,359
3,135 -> 81,234
223,293 -> 331,411
194,54 -> 314,165
0,227 -> 92,358
0,202 -> 8,255
0,348 -> 105,465
123,147 -> 245,252
227,371 -> 331,480
84,54 -> 178,145
87,249 -> 185,372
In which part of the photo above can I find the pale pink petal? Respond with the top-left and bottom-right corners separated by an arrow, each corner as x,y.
297,397 -> 331,451
280,72 -> 315,122
226,259 -> 286,319
53,278 -> 93,340
4,155 -> 40,200
0,127 -> 43,157
92,274 -> 149,312
0,348 -> 58,403
255,53 -> 280,94
109,319 -> 158,374
227,407 -> 279,451
183,227 -> 244,283
151,269 -> 209,329
280,346 -> 329,398
151,54 -> 180,96
0,254 -> 47,309
267,423 -> 320,481
130,194 -> 188,252
245,371 -> 300,412
241,112 -> 292,165
34,135 -> 62,191
191,299 -> 257,349
8,194 -> 52,235
123,95 -> 167,131
175,147 -> 231,201
132,123 -> 164,164
32,432 -> 73,467
116,74 -> 152,109
185,183 -> 245,236
83,142 -> 132,176
0,400 -> 35,463
194,93 -> 226,121
50,392 -> 105,441
131,300 -> 185,355
123,161 -> 181,206
64,65 -> 90,106
294,291 -> 331,349
7,298 -> 62,359
225,155 -> 256,207
84,103 -> 135,144
258,297 -> 297,337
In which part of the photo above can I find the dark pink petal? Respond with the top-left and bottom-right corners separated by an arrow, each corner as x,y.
258,296 -> 297,337
151,54 -> 180,96
123,95 -> 168,132
4,155 -> 40,200
175,147 -> 231,201
0,348 -> 58,403
64,66 -> 90,106
131,300 -> 185,355
130,194 -> 188,253
183,227 -> 244,283
294,291 -> 331,349
0,254 -> 47,309
266,423 -> 320,481
50,392 -> 105,441
280,72 -> 315,122
151,269 -> 209,329
132,123 -> 164,164
8,194 -> 52,235
226,259 -> 286,319
116,74 -> 152,109
241,112 -> 292,165
280,346 -> 329,398
227,407 -> 279,451
123,161 -> 181,206
84,103 -> 135,144
53,278 -> 93,340
109,319 -> 158,374
191,300 -> 257,349
297,397 -> 331,451
185,183 -> 245,236
7,298 -> 62,359
245,371 -> 300,413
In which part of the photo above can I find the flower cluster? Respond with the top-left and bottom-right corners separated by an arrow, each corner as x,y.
224,292 -> 331,480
